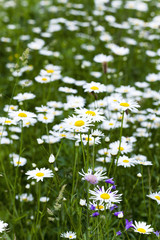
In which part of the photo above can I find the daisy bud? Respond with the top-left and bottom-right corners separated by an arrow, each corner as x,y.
54,167 -> 58,171
118,212 -> 124,218
25,184 -> 30,189
32,163 -> 36,167
49,154 -> 55,163
105,137 -> 110,142
137,173 -> 142,178
80,199 -> 86,206
37,138 -> 44,144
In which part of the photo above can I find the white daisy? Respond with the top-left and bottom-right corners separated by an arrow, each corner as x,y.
74,108 -> 105,122
117,155 -> 137,168
63,115 -> 92,133
16,193 -> 34,202
75,134 -> 101,146
25,168 -> 53,182
93,54 -> 113,63
89,186 -> 122,205
109,140 -> 132,155
13,92 -> 36,102
117,99 -> 140,112
0,220 -> 8,233
132,221 -> 154,234
83,81 -> 107,93
79,168 -> 108,184
60,231 -> 76,239
35,75 -> 51,84
9,110 -> 36,122
147,192 -> 160,204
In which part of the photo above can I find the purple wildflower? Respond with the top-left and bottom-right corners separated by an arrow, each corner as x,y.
125,219 -> 134,230
90,204 -> 95,211
154,231 -> 160,237
105,178 -> 115,185
110,204 -> 118,211
116,231 -> 122,236
92,212 -> 99,217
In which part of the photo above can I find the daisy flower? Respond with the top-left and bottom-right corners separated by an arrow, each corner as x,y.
74,108 -> 105,122
0,117 -> 17,125
63,115 -> 92,132
37,113 -> 54,124
9,110 -> 36,122
93,54 -> 113,63
89,186 -> 122,205
117,99 -> 140,112
89,201 -> 109,211
60,231 -> 76,239
91,129 -> 104,137
13,92 -> 36,102
83,81 -> 107,93
117,155 -> 137,168
25,168 -> 53,182
132,221 -> 154,234
75,134 -> 101,145
0,220 -> 8,233
147,192 -> 160,204
79,168 -> 108,184
35,75 -> 51,83
11,155 -> 27,167
16,193 -> 34,202
109,140 -> 132,155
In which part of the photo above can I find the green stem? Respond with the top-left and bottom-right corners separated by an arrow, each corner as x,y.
114,111 -> 125,176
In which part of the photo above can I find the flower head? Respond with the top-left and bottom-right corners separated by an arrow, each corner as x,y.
132,221 -> 154,234
25,168 -> 53,182
60,231 -> 76,239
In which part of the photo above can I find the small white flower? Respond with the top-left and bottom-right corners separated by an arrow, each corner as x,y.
37,138 -> 44,144
49,154 -> 55,163
0,220 -> 8,233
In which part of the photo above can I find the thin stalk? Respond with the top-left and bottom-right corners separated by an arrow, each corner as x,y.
114,111 -> 125,176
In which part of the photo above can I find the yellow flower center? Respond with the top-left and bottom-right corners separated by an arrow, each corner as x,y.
85,110 -> 96,116
120,102 -> 130,107
60,134 -> 66,137
74,120 -> 85,127
16,161 -> 21,165
113,99 -> 117,102
46,69 -> 54,73
96,205 -> 104,210
90,86 -> 99,91
155,195 -> 160,200
85,137 -> 92,141
69,236 -> 72,239
117,147 -> 124,151
43,116 -> 48,120
10,106 -> 15,110
18,113 -> 27,118
0,133 -> 2,136
42,78 -> 47,81
36,172 -> 44,177
5,120 -> 11,123
104,152 -> 108,155
123,160 -> 129,163
100,193 -> 110,200
137,228 -> 146,234
109,123 -> 113,125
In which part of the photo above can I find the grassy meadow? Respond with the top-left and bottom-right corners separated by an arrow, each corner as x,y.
0,0 -> 160,239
